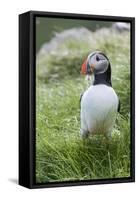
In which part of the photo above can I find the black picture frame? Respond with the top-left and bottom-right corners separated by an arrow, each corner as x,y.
19,10 -> 135,189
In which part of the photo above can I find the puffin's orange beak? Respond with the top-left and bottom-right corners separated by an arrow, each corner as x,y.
81,59 -> 95,75
81,59 -> 87,74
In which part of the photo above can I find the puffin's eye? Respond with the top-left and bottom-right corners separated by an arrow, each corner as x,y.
96,55 -> 100,61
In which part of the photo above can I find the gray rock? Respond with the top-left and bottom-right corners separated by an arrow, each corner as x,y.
112,22 -> 130,32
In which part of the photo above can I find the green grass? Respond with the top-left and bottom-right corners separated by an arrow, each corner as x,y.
36,28 -> 131,183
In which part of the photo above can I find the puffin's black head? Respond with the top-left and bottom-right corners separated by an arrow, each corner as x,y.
81,51 -> 112,86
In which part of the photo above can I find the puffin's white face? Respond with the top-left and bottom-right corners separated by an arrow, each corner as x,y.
88,52 -> 109,74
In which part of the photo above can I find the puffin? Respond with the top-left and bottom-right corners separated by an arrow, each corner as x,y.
80,51 -> 120,138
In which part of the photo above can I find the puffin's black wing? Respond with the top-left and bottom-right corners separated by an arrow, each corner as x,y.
80,92 -> 84,108
118,97 -> 121,112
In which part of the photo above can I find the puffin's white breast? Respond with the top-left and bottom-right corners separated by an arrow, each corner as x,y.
81,84 -> 118,135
